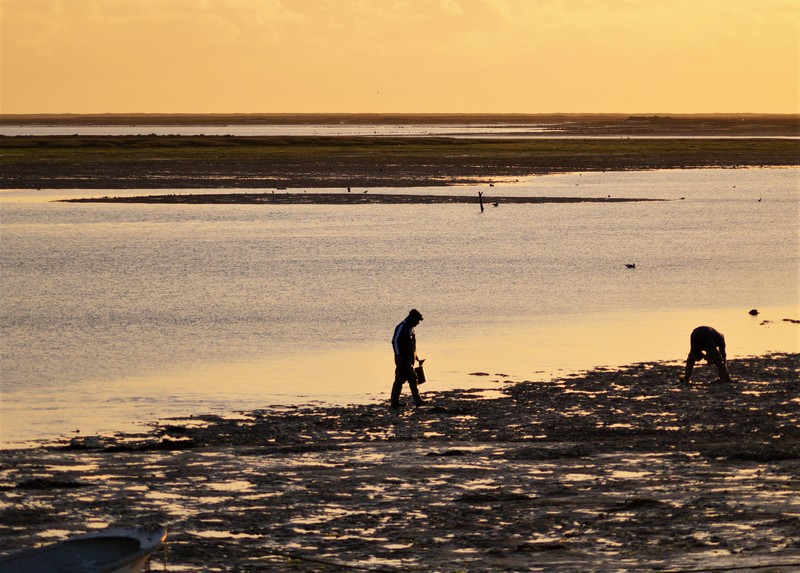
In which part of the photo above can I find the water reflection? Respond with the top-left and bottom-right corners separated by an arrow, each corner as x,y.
2,303 -> 796,447
0,169 -> 797,446
0,123 -> 556,138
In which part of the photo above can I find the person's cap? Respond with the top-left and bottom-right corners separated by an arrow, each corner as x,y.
409,309 -> 423,321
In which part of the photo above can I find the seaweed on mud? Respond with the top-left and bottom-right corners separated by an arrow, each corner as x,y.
455,491 -> 535,503
16,478 -> 90,490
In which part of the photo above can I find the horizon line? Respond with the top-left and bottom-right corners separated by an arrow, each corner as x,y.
3,111 -> 799,117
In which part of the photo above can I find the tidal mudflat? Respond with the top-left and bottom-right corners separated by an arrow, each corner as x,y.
1,353 -> 798,572
1,136 -> 798,190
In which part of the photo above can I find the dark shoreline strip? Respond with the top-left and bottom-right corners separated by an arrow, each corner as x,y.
4,136 -> 798,190
58,193 -> 666,205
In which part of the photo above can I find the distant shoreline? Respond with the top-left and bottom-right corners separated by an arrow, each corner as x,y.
2,112 -> 798,136
2,135 -> 798,189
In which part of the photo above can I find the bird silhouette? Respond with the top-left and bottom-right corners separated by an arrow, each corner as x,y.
625,263 -> 636,269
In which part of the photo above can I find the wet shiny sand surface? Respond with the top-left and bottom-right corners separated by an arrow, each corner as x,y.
1,353 -> 798,572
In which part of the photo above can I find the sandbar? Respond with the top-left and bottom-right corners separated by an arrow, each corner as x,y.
59,192 -> 666,205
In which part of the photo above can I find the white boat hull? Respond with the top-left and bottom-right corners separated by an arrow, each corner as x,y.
0,526 -> 167,573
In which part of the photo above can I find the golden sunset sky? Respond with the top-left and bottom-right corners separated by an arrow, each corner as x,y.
1,0 -> 798,114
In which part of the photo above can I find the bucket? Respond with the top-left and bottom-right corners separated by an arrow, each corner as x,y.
415,359 -> 427,384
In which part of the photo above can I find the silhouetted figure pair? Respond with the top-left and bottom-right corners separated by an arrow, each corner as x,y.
391,316 -> 733,406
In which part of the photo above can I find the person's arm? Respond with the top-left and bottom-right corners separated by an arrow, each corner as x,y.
392,322 -> 404,358
393,323 -> 414,365
718,334 -> 727,362
683,355 -> 696,383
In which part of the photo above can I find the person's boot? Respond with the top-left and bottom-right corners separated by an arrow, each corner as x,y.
716,361 -> 733,383
409,381 -> 425,406
390,381 -> 403,408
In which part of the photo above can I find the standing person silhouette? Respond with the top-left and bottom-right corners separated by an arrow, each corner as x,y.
390,309 -> 426,408
683,325 -> 733,383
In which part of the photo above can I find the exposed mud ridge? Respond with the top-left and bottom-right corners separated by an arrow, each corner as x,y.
59,192 -> 666,205
2,136 -> 798,190
1,353 -> 798,572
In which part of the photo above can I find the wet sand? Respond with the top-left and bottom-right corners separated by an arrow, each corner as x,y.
1,353 -> 798,572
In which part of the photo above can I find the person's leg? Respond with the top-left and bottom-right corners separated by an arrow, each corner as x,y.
390,380 -> 403,407
685,329 -> 709,382
705,346 -> 732,382
717,362 -> 733,382
390,357 -> 406,407
409,378 -> 425,406
714,360 -> 733,382
396,359 -> 424,406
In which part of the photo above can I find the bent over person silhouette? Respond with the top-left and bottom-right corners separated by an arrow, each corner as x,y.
390,309 -> 425,408
683,325 -> 733,383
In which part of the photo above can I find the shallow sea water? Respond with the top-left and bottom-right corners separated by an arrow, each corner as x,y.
1,168 -> 798,447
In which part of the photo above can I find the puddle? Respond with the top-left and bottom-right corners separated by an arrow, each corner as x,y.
188,530 -> 262,539
205,480 -> 254,492
608,470 -> 651,479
